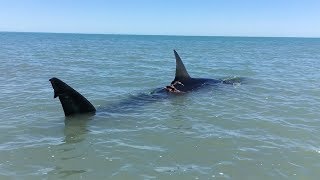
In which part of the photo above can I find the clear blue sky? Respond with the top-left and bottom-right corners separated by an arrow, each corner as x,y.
0,0 -> 319,37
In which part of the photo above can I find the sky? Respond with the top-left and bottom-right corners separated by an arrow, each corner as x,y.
0,0 -> 319,37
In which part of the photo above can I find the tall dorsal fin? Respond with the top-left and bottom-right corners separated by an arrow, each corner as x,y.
174,50 -> 191,80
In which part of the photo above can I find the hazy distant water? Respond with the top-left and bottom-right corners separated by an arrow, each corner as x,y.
0,32 -> 320,180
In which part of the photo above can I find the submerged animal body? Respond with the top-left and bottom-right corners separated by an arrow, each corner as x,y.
50,50 -> 243,116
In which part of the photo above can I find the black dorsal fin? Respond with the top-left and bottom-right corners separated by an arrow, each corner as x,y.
173,50 -> 191,81
49,77 -> 96,116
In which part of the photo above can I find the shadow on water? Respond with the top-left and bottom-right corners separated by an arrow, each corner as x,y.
48,166 -> 87,179
62,115 -> 94,144
46,115 -> 94,179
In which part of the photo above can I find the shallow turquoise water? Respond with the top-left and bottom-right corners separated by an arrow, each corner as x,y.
0,32 -> 320,179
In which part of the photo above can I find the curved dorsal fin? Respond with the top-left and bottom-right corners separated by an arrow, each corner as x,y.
173,50 -> 191,80
49,77 -> 96,116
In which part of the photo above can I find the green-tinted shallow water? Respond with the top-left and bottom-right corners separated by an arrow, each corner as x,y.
0,32 -> 320,179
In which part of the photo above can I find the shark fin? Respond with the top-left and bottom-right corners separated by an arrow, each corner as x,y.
49,77 -> 96,116
173,50 -> 191,81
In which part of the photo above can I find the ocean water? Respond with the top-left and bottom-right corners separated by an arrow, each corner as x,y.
0,32 -> 320,180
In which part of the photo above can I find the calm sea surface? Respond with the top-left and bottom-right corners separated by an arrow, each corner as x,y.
0,32 -> 320,179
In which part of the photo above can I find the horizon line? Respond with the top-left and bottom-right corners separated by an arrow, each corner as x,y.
1,30 -> 319,39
